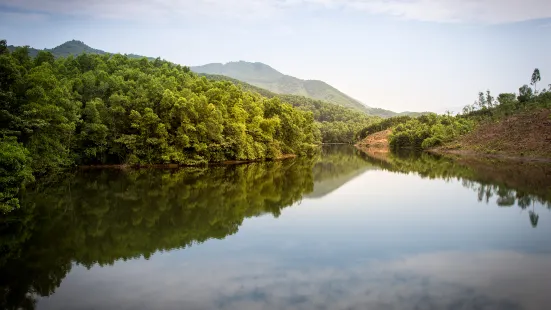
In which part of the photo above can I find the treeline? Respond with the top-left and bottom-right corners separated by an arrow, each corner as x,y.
357,68 -> 550,151
461,69 -> 551,118
355,115 -> 413,140
389,114 -> 474,150
201,74 -> 380,143
0,40 -> 320,212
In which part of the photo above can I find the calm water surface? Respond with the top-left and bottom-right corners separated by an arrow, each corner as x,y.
1,146 -> 551,310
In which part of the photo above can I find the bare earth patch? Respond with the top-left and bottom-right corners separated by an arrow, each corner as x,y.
355,129 -> 391,150
434,108 -> 551,161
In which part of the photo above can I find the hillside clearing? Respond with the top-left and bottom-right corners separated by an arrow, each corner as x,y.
435,108 -> 551,160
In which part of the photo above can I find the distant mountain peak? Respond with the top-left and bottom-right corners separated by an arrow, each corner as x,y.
7,40 -> 154,60
190,61 -> 372,113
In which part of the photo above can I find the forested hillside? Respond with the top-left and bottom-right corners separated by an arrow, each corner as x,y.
356,69 -> 551,155
201,74 -> 380,143
7,40 -> 425,118
0,40 -> 319,212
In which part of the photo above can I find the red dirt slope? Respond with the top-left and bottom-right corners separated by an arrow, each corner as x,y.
441,108 -> 551,159
355,129 -> 391,151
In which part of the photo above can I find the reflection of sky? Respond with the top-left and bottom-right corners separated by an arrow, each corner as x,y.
37,170 -> 551,310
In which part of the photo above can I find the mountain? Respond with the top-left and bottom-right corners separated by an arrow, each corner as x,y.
7,40 -> 152,60
191,61 -> 379,113
6,40 -> 421,117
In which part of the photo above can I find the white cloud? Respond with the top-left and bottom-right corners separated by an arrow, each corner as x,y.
339,0 -> 551,23
38,250 -> 551,310
2,0 -> 551,23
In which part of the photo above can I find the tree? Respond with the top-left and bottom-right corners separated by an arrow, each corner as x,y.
518,85 -> 533,104
496,93 -> 518,113
531,68 -> 541,94
477,92 -> 487,109
485,90 -> 494,109
0,39 -> 8,55
0,137 -> 34,212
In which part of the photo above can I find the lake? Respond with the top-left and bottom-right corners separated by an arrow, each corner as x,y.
1,145 -> 550,310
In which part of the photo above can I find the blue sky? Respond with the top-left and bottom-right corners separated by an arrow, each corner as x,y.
1,0 -> 550,112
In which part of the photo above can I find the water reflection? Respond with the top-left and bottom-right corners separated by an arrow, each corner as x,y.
362,150 -> 551,228
306,146 -> 377,199
1,146 -> 550,310
38,251 -> 549,310
0,159 -> 316,309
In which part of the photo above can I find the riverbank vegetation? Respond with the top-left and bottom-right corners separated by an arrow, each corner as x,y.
357,68 -> 551,153
0,39 -> 320,212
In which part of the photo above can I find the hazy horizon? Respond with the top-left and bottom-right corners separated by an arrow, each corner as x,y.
1,0 -> 550,113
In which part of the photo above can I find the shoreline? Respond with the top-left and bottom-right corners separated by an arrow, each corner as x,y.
354,143 -> 551,164
354,127 -> 551,164
427,148 -> 551,164
78,154 -> 298,170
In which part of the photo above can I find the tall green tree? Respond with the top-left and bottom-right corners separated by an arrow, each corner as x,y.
518,85 -> 533,104
531,68 -> 541,94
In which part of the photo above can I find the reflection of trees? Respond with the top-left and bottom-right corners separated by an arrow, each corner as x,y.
362,152 -> 551,228
529,211 -> 539,228
0,158 -> 316,309
529,201 -> 540,228
496,187 -> 516,207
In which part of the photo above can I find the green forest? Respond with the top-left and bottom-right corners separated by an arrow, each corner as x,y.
0,40 -> 321,212
200,74 -> 380,143
357,68 -> 551,151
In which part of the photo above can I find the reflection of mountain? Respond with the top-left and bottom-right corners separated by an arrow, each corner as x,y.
0,159 -> 316,310
305,146 -> 377,199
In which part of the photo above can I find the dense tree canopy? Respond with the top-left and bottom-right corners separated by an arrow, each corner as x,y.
0,39 -> 320,212
201,74 -> 380,143
388,114 -> 475,150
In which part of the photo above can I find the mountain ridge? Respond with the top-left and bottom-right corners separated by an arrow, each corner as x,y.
6,40 -> 424,117
191,61 -> 373,113
7,39 -> 153,60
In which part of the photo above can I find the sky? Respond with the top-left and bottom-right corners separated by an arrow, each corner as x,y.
1,0 -> 551,113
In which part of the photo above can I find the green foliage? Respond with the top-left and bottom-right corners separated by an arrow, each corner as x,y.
531,68 -> 541,93
388,114 -> 475,150
0,40 -> 320,212
518,85 -> 533,104
7,39 -> 152,60
384,68 -> 551,152
355,115 -> 413,140
0,138 -> 34,212
201,74 -> 380,143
